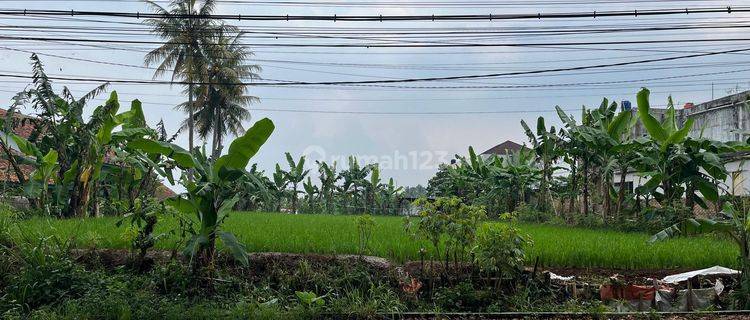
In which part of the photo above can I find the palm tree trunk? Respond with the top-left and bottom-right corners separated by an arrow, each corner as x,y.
188,85 -> 195,152
212,106 -> 222,159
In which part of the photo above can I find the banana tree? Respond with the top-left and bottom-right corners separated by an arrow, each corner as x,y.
0,103 -> 29,189
379,177 -> 403,215
128,118 -> 275,268
7,133 -> 59,212
635,88 -> 727,213
316,160 -> 339,213
339,156 -> 372,213
521,116 -> 561,213
283,152 -> 309,214
271,164 -> 288,212
499,148 -> 541,210
302,176 -> 320,213
364,164 -> 383,214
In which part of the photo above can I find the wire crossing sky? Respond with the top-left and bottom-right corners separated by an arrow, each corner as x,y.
0,0 -> 747,187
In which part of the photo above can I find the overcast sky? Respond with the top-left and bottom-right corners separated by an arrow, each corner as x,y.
0,0 -> 748,187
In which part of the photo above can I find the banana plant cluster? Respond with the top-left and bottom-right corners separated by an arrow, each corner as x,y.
233,155 -> 405,215
0,55 -> 159,217
633,88 -> 729,211
128,118 -> 275,267
427,146 -> 541,215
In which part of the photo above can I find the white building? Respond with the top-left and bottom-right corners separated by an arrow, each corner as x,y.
619,90 -> 750,196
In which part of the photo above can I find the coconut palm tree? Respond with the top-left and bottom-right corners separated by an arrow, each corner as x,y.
143,0 -> 218,152
185,28 -> 261,158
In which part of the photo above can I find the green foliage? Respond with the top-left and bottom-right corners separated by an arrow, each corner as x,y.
406,197 -> 486,266
116,198 -> 171,263
130,118 -> 275,269
650,201 -> 750,307
472,223 -> 530,278
4,56 -> 160,218
355,214 -> 375,255
295,291 -> 326,307
0,235 -> 91,313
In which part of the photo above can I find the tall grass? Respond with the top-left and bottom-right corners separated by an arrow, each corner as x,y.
16,212 -> 738,269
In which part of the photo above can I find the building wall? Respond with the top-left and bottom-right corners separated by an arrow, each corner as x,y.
622,91 -> 750,195
680,91 -> 750,142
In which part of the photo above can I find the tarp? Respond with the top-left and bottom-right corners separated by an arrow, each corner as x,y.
548,271 -> 574,282
661,266 -> 740,284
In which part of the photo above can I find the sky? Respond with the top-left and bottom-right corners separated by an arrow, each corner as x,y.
0,0 -> 748,188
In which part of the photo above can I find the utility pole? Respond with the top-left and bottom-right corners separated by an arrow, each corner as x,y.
711,82 -> 714,100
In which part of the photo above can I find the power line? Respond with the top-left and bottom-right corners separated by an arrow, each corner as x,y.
0,7 -> 746,22
1,46 -> 749,87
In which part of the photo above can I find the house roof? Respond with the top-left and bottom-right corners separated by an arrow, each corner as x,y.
481,140 -> 526,155
0,108 -> 36,139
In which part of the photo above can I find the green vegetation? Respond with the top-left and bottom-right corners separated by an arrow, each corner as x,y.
14,212 -> 737,269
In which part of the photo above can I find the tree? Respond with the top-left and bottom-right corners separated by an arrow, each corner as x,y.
379,178 -> 403,215
186,28 -> 261,159
364,164 -> 383,213
339,156 -> 372,214
271,164 -> 288,212
634,88 -> 727,214
521,116 -> 561,213
5,54 -> 158,217
316,160 -> 339,213
129,118 -> 275,269
143,0 -> 218,152
302,176 -> 320,213
282,153 -> 309,214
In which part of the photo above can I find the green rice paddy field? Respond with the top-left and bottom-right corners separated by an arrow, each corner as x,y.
15,212 -> 737,270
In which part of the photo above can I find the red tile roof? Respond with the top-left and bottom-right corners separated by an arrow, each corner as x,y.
0,158 -> 34,183
0,108 -> 37,139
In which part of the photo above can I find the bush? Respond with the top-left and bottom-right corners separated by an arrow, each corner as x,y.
472,223 -> 530,279
514,202 -> 552,223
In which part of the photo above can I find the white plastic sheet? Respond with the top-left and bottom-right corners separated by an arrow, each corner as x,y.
661,266 -> 740,284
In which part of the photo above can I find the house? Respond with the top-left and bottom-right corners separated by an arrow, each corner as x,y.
0,108 -> 176,199
621,90 -> 750,196
479,140 -> 527,162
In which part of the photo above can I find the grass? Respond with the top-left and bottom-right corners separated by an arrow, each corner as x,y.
14,212 -> 738,269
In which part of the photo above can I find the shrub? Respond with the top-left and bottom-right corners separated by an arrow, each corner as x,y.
356,214 -> 375,255
514,202 -> 552,223
472,223 -> 530,279
406,197 -> 486,264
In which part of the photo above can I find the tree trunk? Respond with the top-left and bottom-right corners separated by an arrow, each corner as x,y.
685,182 -> 695,216
616,166 -> 627,216
583,158 -> 589,216
603,176 -> 611,218
291,183 -> 298,213
211,106 -> 222,159
568,158 -> 577,214
0,140 -> 27,186
188,85 -> 195,152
